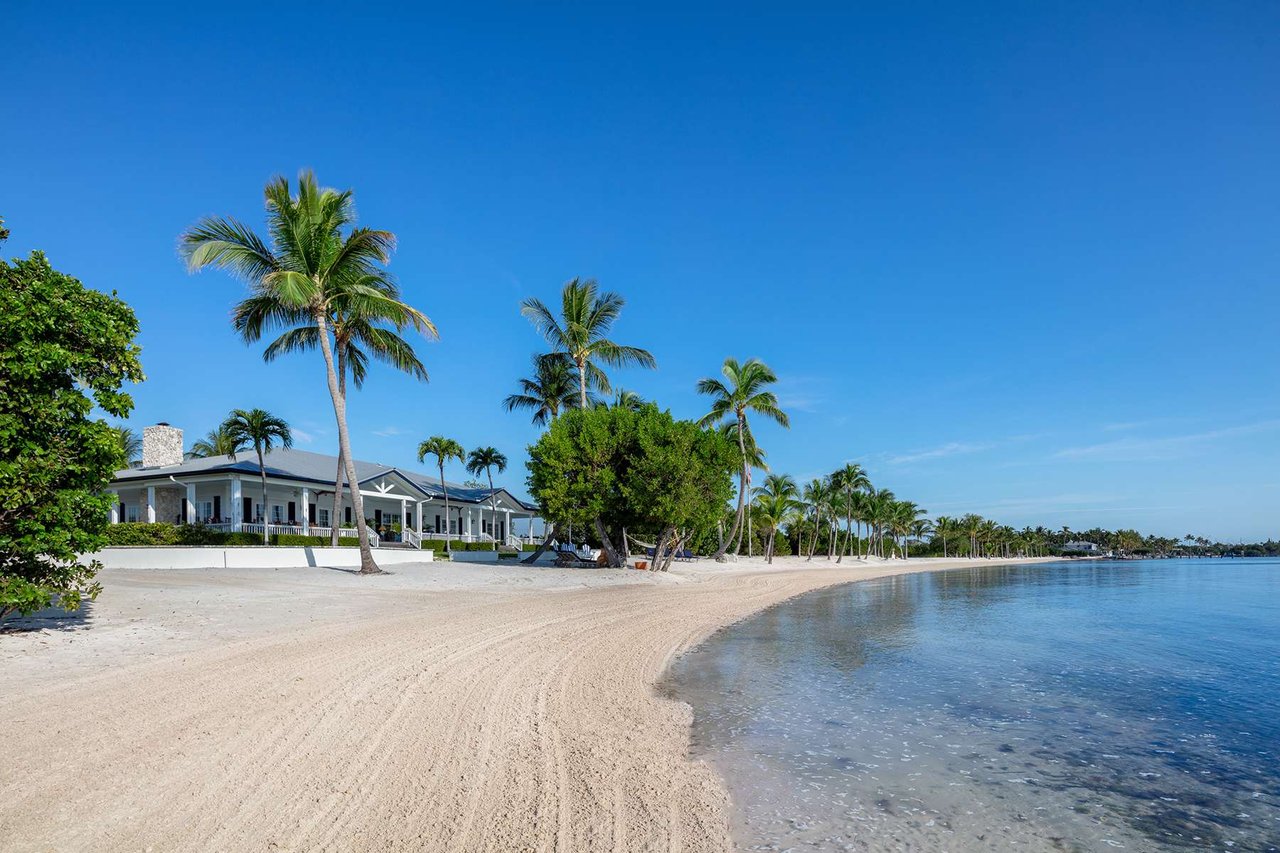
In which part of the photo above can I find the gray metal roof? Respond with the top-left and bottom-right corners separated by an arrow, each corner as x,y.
111,447 -> 537,510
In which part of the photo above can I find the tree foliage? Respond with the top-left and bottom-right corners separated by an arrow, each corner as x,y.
0,245 -> 144,619
526,404 -> 735,568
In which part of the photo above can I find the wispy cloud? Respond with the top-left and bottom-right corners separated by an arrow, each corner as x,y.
292,428 -> 315,444
886,441 -> 993,466
773,376 -> 824,414
373,426 -> 407,438
1055,420 -> 1280,461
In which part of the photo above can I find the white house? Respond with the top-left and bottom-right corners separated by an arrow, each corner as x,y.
1061,540 -> 1103,554
107,424 -> 542,548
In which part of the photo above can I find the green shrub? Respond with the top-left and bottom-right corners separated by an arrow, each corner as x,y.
221,533 -> 262,546
272,533 -> 360,547
105,523 -> 181,546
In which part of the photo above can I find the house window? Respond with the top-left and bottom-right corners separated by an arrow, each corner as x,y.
271,505 -> 285,523
318,508 -> 330,527
197,501 -> 213,522
345,506 -> 352,524
125,503 -> 139,523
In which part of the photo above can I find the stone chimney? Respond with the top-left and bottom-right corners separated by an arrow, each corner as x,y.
142,423 -> 184,468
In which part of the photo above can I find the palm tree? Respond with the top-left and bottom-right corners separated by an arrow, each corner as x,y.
934,516 -> 954,557
892,501 -> 926,558
241,274 -> 434,544
187,425 -> 242,459
717,419 -> 768,557
112,426 -> 142,467
418,436 -> 465,554
465,447 -> 508,550
503,353 -> 586,426
961,514 -> 984,558
520,278 -> 656,408
697,358 -> 789,560
220,409 -> 292,544
599,389 -> 646,411
753,492 -> 800,564
802,477 -> 834,561
180,170 -> 424,574
831,463 -> 870,562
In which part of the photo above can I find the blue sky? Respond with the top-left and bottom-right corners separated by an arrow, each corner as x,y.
4,2 -> 1278,540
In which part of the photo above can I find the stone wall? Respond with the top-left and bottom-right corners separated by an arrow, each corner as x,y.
154,486 -> 183,523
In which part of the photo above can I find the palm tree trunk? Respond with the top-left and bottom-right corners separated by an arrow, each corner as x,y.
488,469 -> 498,550
313,312 -> 378,574
577,356 -> 588,409
257,446 -> 268,546
331,353 -> 347,548
439,463 -> 451,554
714,413 -> 749,561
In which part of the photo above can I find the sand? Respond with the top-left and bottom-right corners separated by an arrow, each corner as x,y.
0,554 -> 1051,852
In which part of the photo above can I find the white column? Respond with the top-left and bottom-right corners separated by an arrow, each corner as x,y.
416,501 -> 424,538
146,485 -> 156,523
185,484 -> 196,524
231,478 -> 243,531
301,487 -> 310,534
465,508 -> 472,541
400,498 -> 407,540
504,508 -> 511,544
108,491 -> 119,524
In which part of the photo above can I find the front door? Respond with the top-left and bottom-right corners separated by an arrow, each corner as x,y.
243,497 -> 253,524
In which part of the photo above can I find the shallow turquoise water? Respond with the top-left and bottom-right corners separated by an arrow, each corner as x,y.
664,559 -> 1280,851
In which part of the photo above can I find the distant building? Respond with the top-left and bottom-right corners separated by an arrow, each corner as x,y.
106,423 -> 541,548
1061,540 -> 1102,553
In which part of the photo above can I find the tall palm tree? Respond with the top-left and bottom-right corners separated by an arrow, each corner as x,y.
181,170 -> 423,574
960,514 -> 984,559
187,425 -> 242,459
112,426 -> 142,467
802,477 -> 833,561
503,353 -> 586,426
418,436 -> 465,554
220,409 -> 292,544
697,358 -> 789,561
717,419 -> 768,557
241,274 -> 434,544
465,447 -> 508,550
520,278 -> 656,408
831,463 -> 871,562
934,516 -> 954,558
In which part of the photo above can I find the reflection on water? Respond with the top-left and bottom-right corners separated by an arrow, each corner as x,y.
664,560 -> 1280,851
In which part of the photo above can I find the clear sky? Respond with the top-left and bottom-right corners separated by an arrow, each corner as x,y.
4,2 -> 1278,540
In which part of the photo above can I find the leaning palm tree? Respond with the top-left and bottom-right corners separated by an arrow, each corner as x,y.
242,274 -> 434,544
180,170 -> 423,574
418,436 -> 465,554
520,278 -> 656,408
697,358 -> 789,561
465,446 -> 508,550
187,424 -> 242,459
503,353 -> 585,426
112,426 -> 142,467
221,409 -> 292,544
831,463 -> 871,563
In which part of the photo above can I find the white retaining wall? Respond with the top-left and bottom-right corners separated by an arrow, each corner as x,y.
92,547 -> 434,570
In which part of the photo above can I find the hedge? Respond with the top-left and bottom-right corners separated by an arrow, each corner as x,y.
417,540 -> 503,552
105,524 -> 355,548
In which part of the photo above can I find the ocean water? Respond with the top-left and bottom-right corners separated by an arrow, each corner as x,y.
663,559 -> 1280,851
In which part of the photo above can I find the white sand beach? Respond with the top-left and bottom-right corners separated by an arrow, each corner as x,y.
0,555 -> 1051,852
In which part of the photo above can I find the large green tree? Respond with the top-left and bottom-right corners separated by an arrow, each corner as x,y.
526,404 -> 734,570
0,239 -> 144,620
181,170 -> 427,574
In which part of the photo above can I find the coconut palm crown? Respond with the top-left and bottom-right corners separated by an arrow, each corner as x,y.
418,436 -> 465,553
465,446 -> 509,550
520,278 -> 656,408
220,408 -> 292,544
